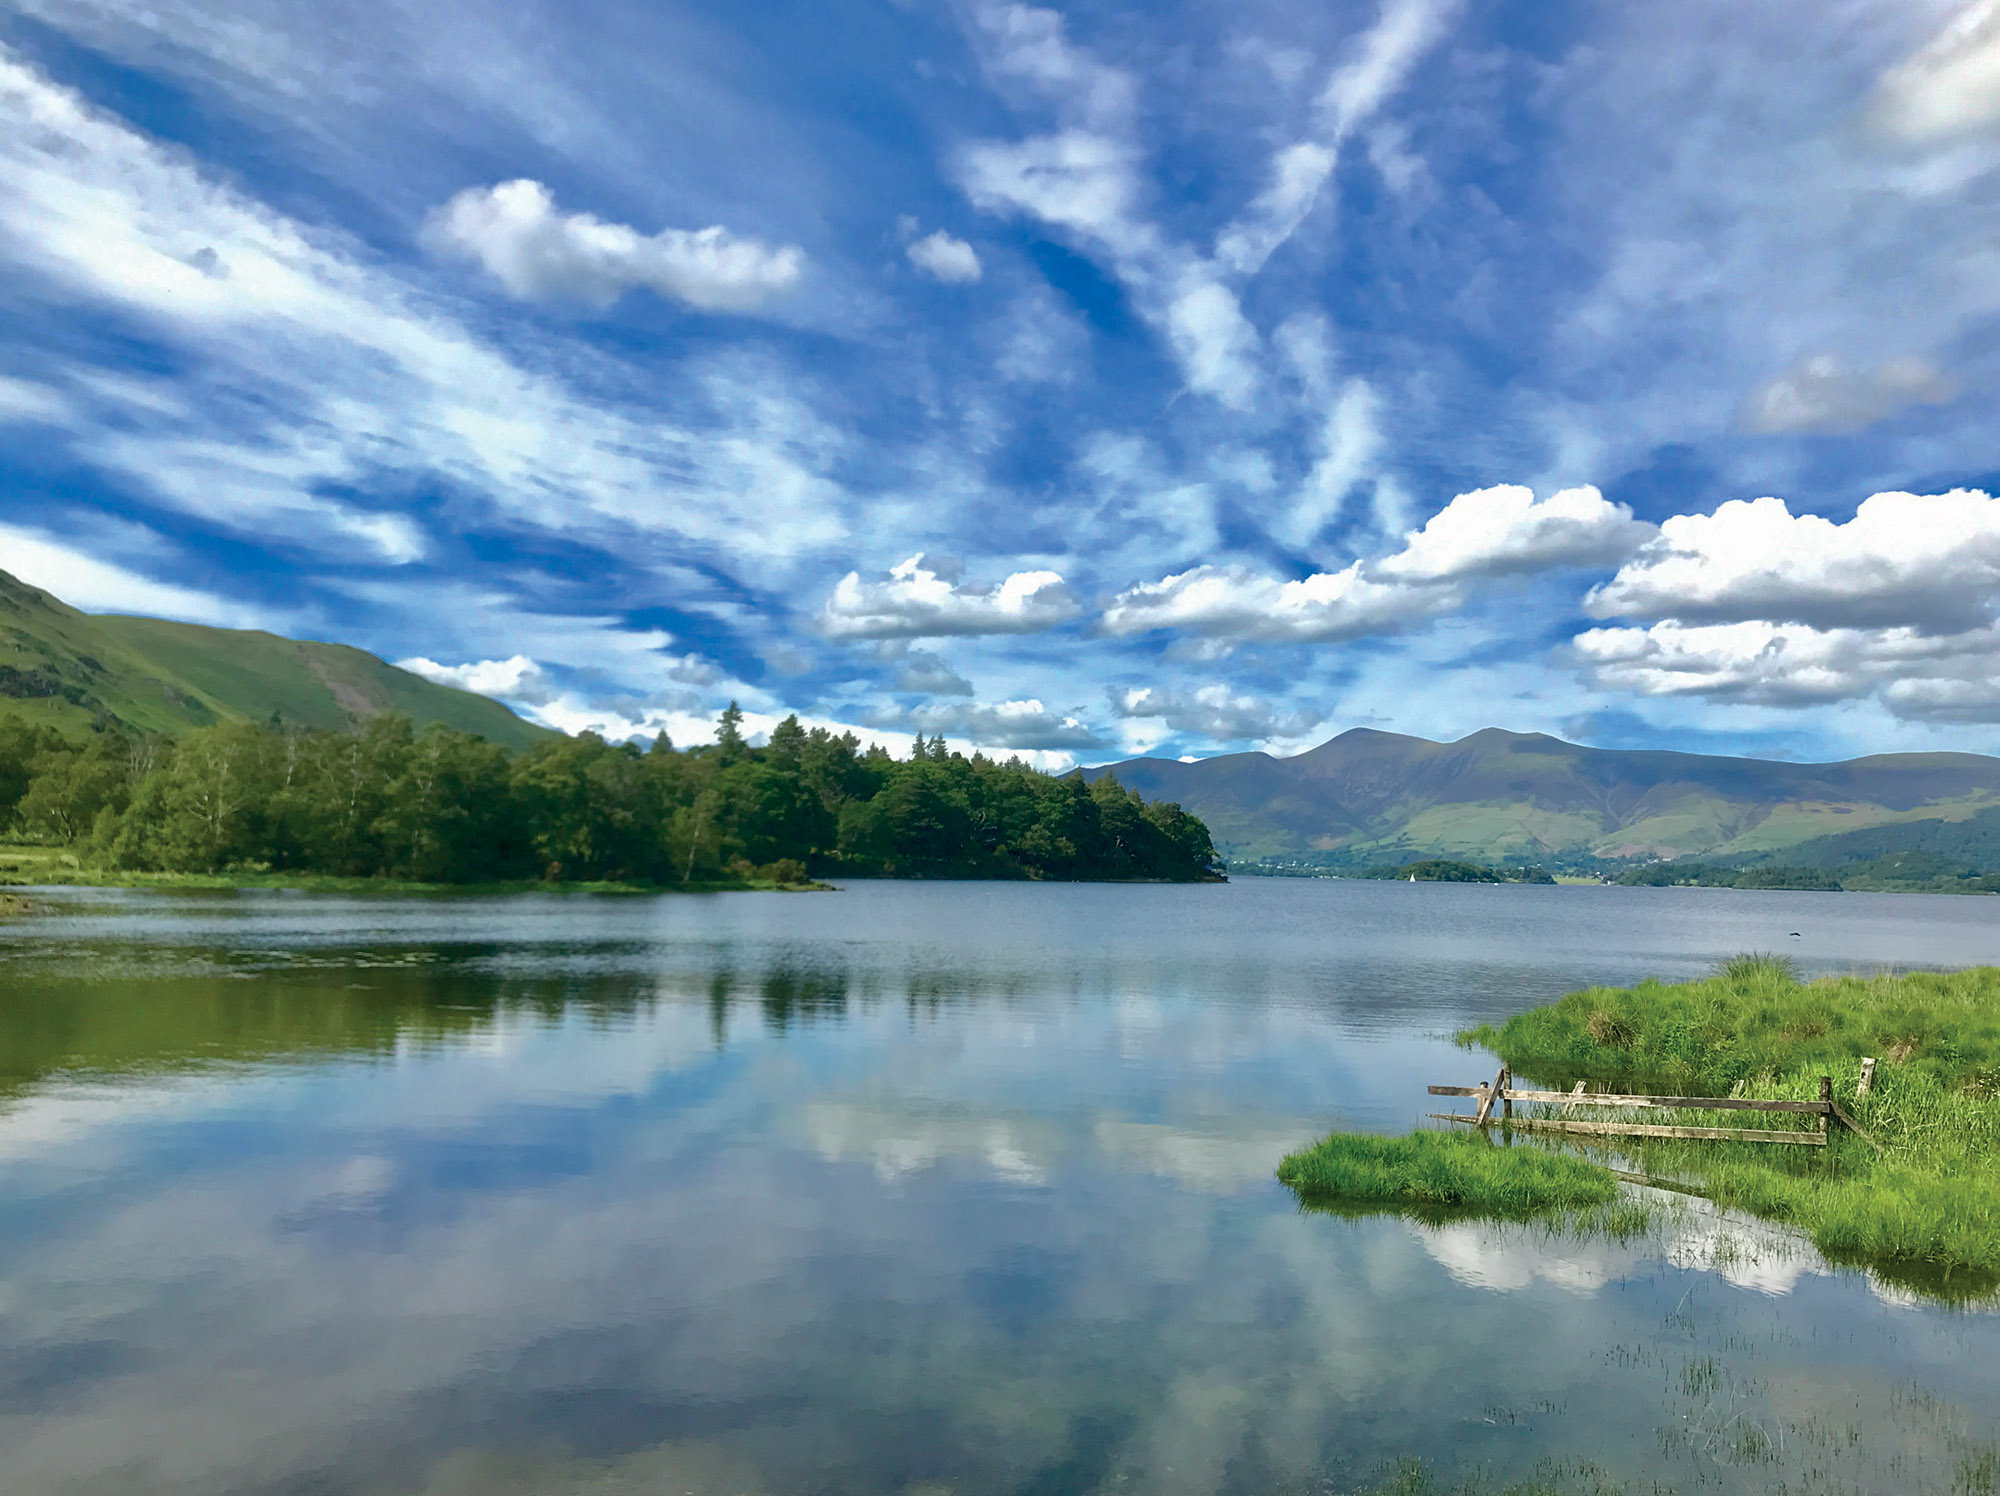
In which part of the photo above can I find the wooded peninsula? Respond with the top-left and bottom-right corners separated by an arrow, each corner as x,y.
0,706 -> 1223,888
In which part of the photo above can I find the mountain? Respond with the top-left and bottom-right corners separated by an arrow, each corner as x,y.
1090,727 -> 2000,867
0,568 -> 549,750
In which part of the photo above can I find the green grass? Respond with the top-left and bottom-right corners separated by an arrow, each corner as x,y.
1460,956 -> 2000,1297
1277,1128 -> 1620,1218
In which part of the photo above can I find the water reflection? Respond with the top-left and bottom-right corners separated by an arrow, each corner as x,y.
0,882 -> 1997,1495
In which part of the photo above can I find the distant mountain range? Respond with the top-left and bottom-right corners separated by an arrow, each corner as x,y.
0,568 -> 548,749
1093,728 -> 2000,869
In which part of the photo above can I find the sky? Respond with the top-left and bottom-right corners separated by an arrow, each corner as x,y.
3,0 -> 2000,766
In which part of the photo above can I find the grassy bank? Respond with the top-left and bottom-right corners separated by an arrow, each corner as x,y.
1459,956 -> 2000,1295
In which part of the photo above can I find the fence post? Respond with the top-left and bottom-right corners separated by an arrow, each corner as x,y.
1818,1076 -> 1832,1138
1500,1066 -> 1513,1123
1858,1058 -> 1876,1097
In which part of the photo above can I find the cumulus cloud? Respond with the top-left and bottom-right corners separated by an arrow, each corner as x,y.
905,229 -> 982,283
873,697 -> 1104,750
1378,483 -> 1651,581
1115,685 -> 1316,741
1742,354 -> 1954,434
397,654 -> 551,702
1587,490 -> 2000,634
822,554 -> 1081,639
1101,561 -> 1444,642
1870,1 -> 2000,143
1106,482 -> 1647,642
426,179 -> 805,311
1574,619 -> 2000,720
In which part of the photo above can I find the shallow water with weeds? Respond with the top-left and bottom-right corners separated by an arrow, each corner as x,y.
2,879 -> 1999,1495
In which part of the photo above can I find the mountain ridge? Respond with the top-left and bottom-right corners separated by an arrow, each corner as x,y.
0,567 -> 549,749
1090,727 -> 2000,867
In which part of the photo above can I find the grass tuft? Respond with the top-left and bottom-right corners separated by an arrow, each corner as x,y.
1277,1128 -> 1618,1218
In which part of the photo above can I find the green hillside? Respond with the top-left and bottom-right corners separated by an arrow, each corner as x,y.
0,568 -> 548,749
1093,727 -> 2000,869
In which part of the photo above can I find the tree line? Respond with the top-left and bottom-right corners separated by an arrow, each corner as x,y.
0,706 -> 1223,885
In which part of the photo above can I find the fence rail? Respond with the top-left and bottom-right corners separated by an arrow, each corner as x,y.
1426,1062 -> 1882,1149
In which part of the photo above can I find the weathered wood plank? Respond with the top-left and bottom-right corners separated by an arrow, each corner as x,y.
1433,1114 -> 1825,1145
1473,1061 -> 1507,1126
1496,1090 -> 1828,1114
1858,1058 -> 1876,1097
1427,1085 -> 1484,1097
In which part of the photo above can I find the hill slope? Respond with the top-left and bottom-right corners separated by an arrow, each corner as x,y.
0,568 -> 549,749
1092,727 -> 2000,867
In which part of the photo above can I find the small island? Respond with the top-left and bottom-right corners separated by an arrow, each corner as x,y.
0,704 -> 1223,890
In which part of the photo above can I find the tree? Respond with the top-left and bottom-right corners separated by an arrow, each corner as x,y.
714,702 -> 748,767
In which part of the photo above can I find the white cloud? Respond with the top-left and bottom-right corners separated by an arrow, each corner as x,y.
425,179 -> 805,312
874,696 -> 1103,750
1101,561 -> 1446,643
1575,618 -> 2000,720
1378,483 -> 1650,581
822,554 -> 1081,638
1870,1 -> 2000,143
958,130 -> 1146,246
969,2 -> 1134,128
955,18 -> 1263,409
1280,378 -> 1384,551
0,54 -> 846,572
1214,0 -> 1457,275
0,522 -> 266,627
397,654 -> 550,702
1742,354 -> 1954,434
1162,275 -> 1260,409
1115,685 -> 1315,742
1106,482 -> 1643,643
0,375 -> 69,424
905,229 -> 983,283
1587,489 -> 2000,634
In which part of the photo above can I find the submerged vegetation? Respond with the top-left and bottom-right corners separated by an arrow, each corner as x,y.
0,705 -> 1220,888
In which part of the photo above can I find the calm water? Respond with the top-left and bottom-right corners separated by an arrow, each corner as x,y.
2,879 -> 1999,1495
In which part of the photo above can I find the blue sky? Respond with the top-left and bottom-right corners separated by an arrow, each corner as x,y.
3,0 -> 2000,765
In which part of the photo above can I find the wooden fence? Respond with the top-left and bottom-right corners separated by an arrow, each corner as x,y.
1427,1061 -> 1880,1148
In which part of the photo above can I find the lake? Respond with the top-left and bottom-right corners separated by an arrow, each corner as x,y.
2,879 -> 1999,1495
